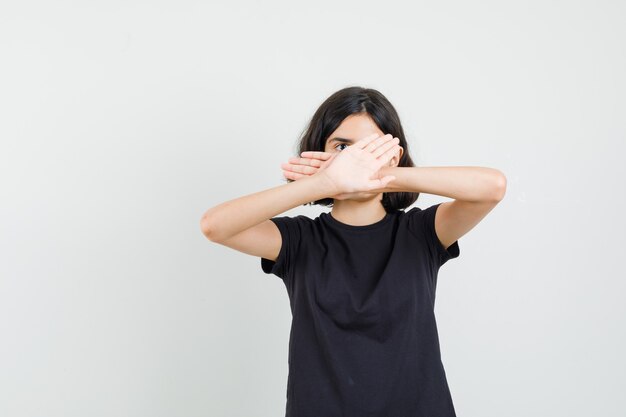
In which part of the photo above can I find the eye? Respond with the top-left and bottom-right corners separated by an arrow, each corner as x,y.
334,143 -> 348,151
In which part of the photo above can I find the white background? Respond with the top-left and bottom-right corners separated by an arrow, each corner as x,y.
1,1 -> 624,416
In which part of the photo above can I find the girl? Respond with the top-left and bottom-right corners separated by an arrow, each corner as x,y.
200,86 -> 506,417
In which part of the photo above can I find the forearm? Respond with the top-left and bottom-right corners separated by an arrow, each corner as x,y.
378,166 -> 506,202
200,174 -> 335,242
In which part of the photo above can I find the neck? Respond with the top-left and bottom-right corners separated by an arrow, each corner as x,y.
330,195 -> 387,226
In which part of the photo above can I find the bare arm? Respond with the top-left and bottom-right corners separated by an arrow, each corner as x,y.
200,134 -> 399,262
200,174 -> 335,243
202,134 -> 398,243
374,166 -> 505,202
377,166 -> 507,249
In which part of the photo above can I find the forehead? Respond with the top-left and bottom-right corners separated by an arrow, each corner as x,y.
326,114 -> 384,144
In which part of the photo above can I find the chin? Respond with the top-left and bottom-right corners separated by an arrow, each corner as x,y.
349,192 -> 379,201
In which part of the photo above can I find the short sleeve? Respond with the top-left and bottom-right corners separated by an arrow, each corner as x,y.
406,203 -> 460,268
260,215 -> 304,281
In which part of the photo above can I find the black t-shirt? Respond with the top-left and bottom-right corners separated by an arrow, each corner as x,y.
260,203 -> 461,417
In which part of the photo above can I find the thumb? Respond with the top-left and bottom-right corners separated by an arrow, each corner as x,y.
321,152 -> 337,168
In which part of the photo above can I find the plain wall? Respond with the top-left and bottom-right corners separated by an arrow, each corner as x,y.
1,1 -> 624,416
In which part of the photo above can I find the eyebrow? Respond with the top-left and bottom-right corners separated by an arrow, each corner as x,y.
328,137 -> 354,144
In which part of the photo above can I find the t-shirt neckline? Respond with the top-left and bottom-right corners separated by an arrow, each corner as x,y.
324,210 -> 393,231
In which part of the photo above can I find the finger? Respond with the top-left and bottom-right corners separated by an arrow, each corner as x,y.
282,169 -> 309,180
372,137 -> 400,159
288,156 -> 323,168
364,134 -> 394,154
300,151 -> 332,160
353,133 -> 381,150
370,143 -> 400,171
281,162 -> 318,175
376,143 -> 401,165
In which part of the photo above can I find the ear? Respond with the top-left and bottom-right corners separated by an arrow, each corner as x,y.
388,146 -> 404,167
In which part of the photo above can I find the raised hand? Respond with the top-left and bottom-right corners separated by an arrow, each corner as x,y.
316,133 -> 399,198
284,153 -> 349,199
281,152 -> 333,181
281,133 -> 399,200
282,152 -> 356,199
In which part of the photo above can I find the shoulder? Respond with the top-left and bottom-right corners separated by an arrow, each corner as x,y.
267,214 -> 318,247
403,203 -> 461,266
403,204 -> 440,233
269,214 -> 316,232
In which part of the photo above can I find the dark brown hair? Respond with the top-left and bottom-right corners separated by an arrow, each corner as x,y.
288,86 -> 419,212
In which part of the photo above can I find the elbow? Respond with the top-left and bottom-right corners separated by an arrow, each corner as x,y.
491,170 -> 507,202
199,214 -> 220,242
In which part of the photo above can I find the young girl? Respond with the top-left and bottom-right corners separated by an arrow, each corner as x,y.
200,86 -> 506,417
